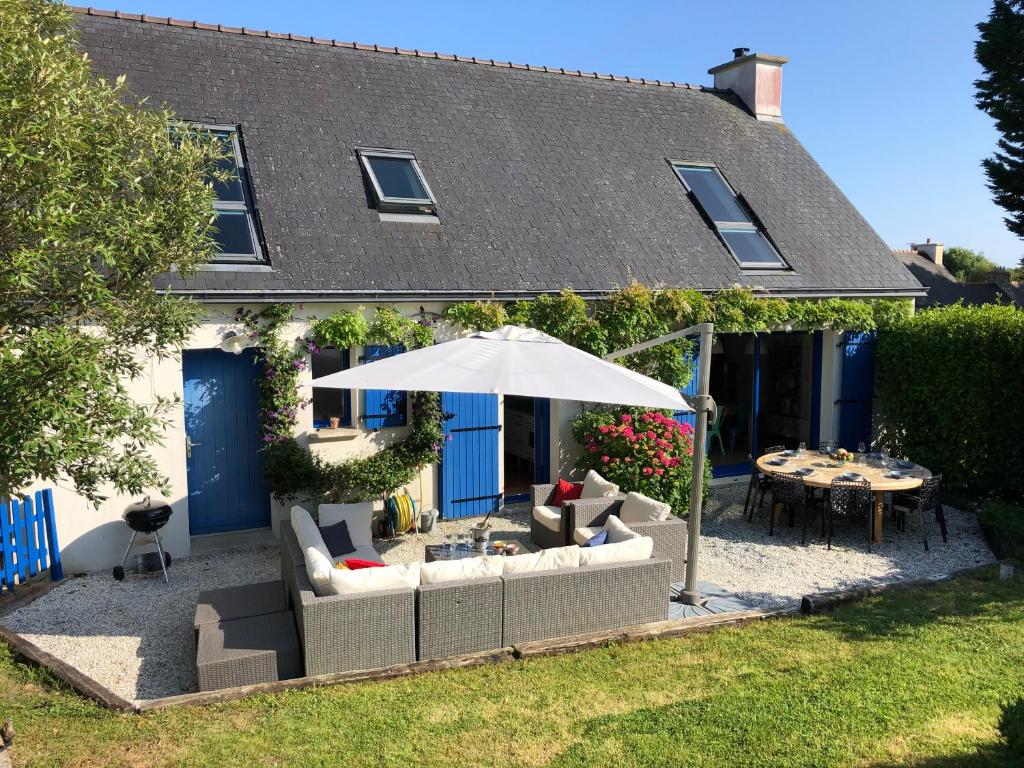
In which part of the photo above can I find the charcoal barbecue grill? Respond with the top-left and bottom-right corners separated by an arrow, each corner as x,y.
113,497 -> 173,582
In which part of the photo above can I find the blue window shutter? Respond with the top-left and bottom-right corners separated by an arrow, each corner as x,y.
674,345 -> 699,430
361,344 -> 407,429
837,332 -> 877,450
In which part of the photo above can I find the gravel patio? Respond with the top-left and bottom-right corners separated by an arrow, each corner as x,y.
0,484 -> 995,704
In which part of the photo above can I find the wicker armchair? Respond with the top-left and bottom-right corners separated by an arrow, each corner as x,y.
744,445 -> 785,521
567,496 -> 688,584
530,484 -> 573,548
769,471 -> 814,544
828,477 -> 873,551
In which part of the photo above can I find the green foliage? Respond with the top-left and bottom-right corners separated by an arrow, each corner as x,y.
572,409 -> 711,514
0,0 -> 222,502
309,311 -> 368,350
367,307 -> 434,349
943,246 -> 1000,282
975,1 -> 1024,239
441,301 -> 507,331
1001,697 -> 1024,759
979,500 -> 1024,560
875,303 -> 1024,497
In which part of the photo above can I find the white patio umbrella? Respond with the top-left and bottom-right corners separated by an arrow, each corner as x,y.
309,325 -> 690,412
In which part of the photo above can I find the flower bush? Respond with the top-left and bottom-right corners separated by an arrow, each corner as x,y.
572,409 -> 710,516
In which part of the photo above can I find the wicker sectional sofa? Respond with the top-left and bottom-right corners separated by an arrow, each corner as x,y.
280,519 -> 672,677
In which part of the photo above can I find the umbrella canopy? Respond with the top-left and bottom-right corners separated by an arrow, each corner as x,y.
310,325 -> 691,411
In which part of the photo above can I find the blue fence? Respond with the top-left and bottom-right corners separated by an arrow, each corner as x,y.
0,489 -> 63,590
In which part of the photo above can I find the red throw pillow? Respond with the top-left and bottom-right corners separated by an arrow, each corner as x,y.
552,478 -> 584,506
344,558 -> 386,570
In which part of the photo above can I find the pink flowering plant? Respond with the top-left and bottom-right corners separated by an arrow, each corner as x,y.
572,409 -> 710,515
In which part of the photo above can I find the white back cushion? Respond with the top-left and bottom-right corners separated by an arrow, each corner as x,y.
603,514 -> 640,544
291,505 -> 334,595
501,545 -> 580,575
319,502 -> 374,547
619,491 -> 671,524
578,536 -> 654,567
581,469 -> 619,499
326,562 -> 421,596
420,555 -> 504,585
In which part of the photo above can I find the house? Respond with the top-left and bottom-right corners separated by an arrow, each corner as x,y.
896,240 -> 1024,308
48,7 -> 925,572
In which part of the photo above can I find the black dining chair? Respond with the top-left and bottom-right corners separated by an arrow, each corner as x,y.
768,471 -> 813,544
745,445 -> 786,521
828,477 -> 874,551
892,474 -> 946,551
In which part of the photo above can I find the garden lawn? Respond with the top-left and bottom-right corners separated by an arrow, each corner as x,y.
2,567 -> 1022,768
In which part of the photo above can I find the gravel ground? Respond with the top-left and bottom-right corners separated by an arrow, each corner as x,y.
0,485 -> 995,703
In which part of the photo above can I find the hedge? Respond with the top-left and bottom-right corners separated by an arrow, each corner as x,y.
875,303 -> 1024,499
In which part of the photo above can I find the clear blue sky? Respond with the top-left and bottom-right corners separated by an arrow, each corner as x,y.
107,0 -> 1022,267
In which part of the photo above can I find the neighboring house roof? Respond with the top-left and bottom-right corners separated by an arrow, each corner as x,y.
73,8 -> 924,303
895,249 -> 1022,307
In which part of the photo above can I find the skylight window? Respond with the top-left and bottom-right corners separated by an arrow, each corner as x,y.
673,163 -> 787,270
199,125 -> 264,263
358,149 -> 436,215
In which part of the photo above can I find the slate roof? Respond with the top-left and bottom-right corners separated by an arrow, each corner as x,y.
896,250 -> 1022,308
73,7 -> 924,302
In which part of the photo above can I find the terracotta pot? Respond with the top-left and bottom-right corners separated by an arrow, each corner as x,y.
329,416 -> 341,429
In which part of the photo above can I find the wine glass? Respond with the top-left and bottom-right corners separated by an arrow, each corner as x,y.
798,441 -> 806,455
857,442 -> 867,465
880,449 -> 889,469
444,533 -> 455,558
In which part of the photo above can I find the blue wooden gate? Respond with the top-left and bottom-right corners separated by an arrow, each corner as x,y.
836,331 -> 877,450
439,392 -> 501,519
183,349 -> 271,535
0,489 -> 63,589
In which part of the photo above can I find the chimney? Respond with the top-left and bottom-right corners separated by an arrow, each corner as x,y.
912,238 -> 944,267
708,48 -> 789,122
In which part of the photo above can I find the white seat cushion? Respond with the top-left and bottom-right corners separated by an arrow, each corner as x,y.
603,514 -> 640,544
581,469 -> 619,499
291,505 -> 334,596
532,505 -> 563,533
501,545 -> 580,575
420,555 -> 504,585
619,491 -> 671,524
318,502 -> 374,547
326,562 -> 421,596
578,536 -> 654,567
573,526 -> 603,546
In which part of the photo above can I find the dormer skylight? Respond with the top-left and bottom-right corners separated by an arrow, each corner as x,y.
673,163 -> 787,270
358,149 -> 437,215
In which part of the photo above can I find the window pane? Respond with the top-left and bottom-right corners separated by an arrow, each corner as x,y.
212,210 -> 256,256
366,156 -> 429,200
312,349 -> 348,426
677,166 -> 750,224
721,228 -> 784,267
209,131 -> 245,203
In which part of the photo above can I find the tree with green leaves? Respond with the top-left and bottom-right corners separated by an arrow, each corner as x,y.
975,1 -> 1024,244
0,0 -> 224,503
943,246 -> 1000,282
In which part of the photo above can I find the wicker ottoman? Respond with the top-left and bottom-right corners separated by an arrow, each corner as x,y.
196,611 -> 302,692
193,580 -> 288,643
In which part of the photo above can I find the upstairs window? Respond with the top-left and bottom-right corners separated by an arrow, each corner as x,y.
358,149 -> 436,215
673,163 -> 787,270
187,125 -> 264,263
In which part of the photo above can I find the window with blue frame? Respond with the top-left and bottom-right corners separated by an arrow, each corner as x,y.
360,344 -> 408,429
673,163 -> 787,270
311,348 -> 351,428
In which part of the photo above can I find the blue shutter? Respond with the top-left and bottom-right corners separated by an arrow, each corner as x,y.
361,344 -> 408,430
674,345 -> 699,430
439,392 -> 501,518
533,398 -> 551,484
836,331 -> 877,450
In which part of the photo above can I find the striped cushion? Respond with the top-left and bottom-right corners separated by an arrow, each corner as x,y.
386,493 -> 417,534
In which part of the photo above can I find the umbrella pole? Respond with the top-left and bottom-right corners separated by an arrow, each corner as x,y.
677,323 -> 714,606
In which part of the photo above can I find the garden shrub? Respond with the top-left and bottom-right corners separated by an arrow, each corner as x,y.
875,303 -> 1024,498
1000,697 -> 1024,760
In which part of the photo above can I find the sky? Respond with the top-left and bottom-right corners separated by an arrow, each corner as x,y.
106,0 -> 1022,268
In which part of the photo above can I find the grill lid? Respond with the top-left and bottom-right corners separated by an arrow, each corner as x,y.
122,496 -> 173,531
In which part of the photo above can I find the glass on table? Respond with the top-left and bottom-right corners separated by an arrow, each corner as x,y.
857,442 -> 867,465
443,533 -> 456,558
798,441 -> 807,455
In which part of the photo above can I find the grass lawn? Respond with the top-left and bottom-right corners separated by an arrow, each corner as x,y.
1,567 -> 1022,767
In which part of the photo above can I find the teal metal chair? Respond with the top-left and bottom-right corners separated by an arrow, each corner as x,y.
706,405 -> 727,456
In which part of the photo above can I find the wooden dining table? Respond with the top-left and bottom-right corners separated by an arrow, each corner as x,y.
755,451 -> 931,544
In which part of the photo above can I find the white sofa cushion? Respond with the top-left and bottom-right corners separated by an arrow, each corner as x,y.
291,505 -> 334,596
319,502 -> 374,547
619,491 -> 671,524
420,555 -> 504,585
532,505 -> 563,532
573,526 -> 603,546
578,536 -> 654,567
581,469 -> 619,499
603,514 -> 641,544
326,562 -> 421,596
501,545 -> 580,575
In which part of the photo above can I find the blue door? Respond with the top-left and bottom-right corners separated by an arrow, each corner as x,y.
439,392 -> 501,519
533,398 -> 551,484
836,332 -> 877,450
183,349 -> 271,535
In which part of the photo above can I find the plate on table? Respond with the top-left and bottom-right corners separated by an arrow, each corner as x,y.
894,460 -> 915,470
766,458 -> 788,466
780,450 -> 799,457
885,470 -> 909,479
837,472 -> 863,482
790,467 -> 814,477
813,461 -> 841,469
